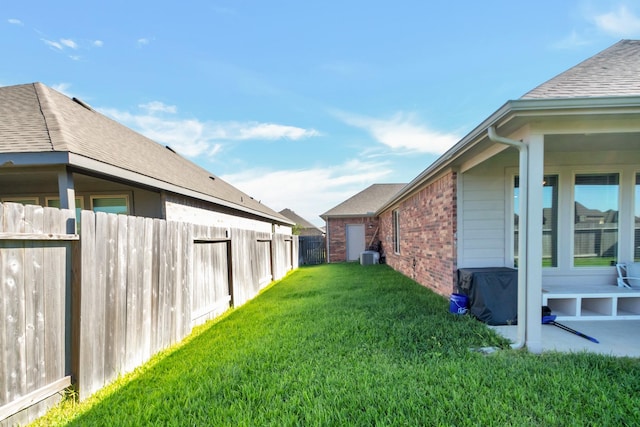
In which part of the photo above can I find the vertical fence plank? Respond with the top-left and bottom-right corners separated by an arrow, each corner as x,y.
157,220 -> 171,351
1,203 -> 25,404
23,205 -> 45,393
114,215 -> 129,374
181,223 -> 192,338
141,218 -> 154,362
125,216 -> 139,371
103,213 -> 119,385
150,219 -> 161,355
78,209 -> 95,401
42,208 -> 67,386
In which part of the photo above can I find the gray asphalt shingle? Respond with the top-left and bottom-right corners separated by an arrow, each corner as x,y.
0,82 -> 289,223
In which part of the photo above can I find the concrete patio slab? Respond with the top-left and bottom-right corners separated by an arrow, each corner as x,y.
489,320 -> 640,358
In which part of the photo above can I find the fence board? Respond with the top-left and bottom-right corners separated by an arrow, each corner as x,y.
141,218 -> 154,362
103,213 -> 119,386
79,210 -> 98,399
157,220 -> 171,351
42,207 -> 70,385
115,214 -> 128,374
23,205 -> 45,393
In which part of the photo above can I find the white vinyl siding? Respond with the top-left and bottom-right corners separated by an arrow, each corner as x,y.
459,166 -> 508,268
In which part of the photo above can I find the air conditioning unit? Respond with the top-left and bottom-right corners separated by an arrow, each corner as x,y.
360,250 -> 380,265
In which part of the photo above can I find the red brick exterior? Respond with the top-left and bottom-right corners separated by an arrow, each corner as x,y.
326,216 -> 380,263
379,172 -> 457,296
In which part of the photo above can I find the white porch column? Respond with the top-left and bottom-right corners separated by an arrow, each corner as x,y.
525,134 -> 544,353
57,168 -> 77,234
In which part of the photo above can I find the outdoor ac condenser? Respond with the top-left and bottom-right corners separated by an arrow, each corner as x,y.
360,251 -> 379,265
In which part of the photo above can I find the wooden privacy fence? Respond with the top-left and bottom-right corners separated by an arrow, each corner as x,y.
1,203 -> 298,425
298,235 -> 327,265
0,203 -> 76,426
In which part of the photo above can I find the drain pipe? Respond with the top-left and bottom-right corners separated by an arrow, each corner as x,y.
487,126 -> 528,350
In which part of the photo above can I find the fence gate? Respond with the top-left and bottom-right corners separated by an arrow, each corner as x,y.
0,203 -> 76,425
298,235 -> 326,265
192,239 -> 232,327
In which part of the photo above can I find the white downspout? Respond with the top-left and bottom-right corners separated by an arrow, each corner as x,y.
487,126 -> 528,350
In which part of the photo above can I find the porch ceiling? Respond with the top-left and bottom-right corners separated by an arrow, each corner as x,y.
544,132 -> 640,152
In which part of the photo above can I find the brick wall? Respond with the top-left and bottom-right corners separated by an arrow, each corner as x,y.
326,216 -> 381,263
379,172 -> 457,296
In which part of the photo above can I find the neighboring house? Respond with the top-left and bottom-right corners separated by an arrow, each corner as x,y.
321,183 -> 406,262
0,82 -> 293,233
280,208 -> 327,265
279,208 -> 324,236
375,39 -> 640,352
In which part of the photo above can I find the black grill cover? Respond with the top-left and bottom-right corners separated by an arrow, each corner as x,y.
457,267 -> 517,326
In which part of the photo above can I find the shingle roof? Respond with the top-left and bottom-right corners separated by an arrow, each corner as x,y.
522,40 -> 640,99
279,208 -> 324,235
0,82 -> 291,224
321,184 -> 406,218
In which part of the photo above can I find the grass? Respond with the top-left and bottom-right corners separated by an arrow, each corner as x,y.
33,263 -> 640,426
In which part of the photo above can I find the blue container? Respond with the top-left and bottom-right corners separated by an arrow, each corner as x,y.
449,293 -> 468,315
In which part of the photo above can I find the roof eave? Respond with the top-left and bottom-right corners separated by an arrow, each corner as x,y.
376,95 -> 640,214
0,151 -> 293,225
69,153 -> 294,225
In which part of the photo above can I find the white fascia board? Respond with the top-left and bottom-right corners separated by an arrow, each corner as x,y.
376,96 -> 640,215
0,151 -> 70,166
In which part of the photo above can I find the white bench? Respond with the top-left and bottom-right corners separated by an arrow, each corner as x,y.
542,283 -> 640,321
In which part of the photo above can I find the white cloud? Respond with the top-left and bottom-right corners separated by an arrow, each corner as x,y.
42,39 -> 63,50
8,18 -> 23,25
93,40 -> 104,47
236,123 -> 320,140
51,83 -> 73,96
60,38 -> 78,49
221,159 -> 393,227
139,101 -> 177,114
137,38 -> 150,47
334,110 -> 459,155
100,103 -> 320,158
552,30 -> 591,49
593,5 -> 640,37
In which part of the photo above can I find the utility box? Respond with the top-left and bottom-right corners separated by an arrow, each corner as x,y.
360,251 -> 380,265
457,267 -> 518,325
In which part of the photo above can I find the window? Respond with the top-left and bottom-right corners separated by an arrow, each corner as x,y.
46,197 -> 84,212
91,195 -> 129,215
392,209 -> 400,254
1,197 -> 39,205
574,173 -> 619,267
47,197 -> 84,227
514,175 -> 558,267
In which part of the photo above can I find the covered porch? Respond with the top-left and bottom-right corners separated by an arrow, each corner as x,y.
456,98 -> 640,352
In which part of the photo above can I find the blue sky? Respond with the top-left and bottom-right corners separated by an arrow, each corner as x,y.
2,1 -> 640,226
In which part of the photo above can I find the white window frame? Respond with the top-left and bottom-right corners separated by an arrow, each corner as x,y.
1,197 -> 39,205
392,209 -> 400,254
90,194 -> 130,215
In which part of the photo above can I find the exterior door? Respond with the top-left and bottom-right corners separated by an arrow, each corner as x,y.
346,224 -> 365,261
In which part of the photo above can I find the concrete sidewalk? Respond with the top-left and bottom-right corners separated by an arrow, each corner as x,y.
490,320 -> 640,358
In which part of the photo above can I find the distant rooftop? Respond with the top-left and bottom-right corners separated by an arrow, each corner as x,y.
321,184 -> 406,219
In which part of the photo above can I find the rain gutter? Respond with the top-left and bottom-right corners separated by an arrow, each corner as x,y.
487,126 -> 527,350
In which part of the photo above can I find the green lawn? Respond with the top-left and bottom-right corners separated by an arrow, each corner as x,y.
34,263 -> 640,426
